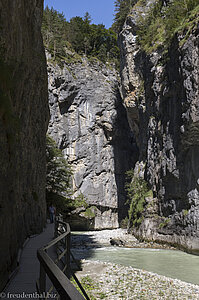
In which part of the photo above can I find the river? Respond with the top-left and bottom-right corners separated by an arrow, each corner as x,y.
72,246 -> 199,285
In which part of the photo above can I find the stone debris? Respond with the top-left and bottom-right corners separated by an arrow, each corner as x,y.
77,260 -> 199,299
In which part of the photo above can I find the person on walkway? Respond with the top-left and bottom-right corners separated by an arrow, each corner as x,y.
49,204 -> 56,223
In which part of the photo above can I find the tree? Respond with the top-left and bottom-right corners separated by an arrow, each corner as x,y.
46,135 -> 73,212
83,12 -> 92,30
42,7 -> 120,65
112,0 -> 135,33
67,16 -> 86,53
42,6 -> 68,58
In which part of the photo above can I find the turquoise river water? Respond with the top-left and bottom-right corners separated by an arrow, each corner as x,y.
72,246 -> 199,285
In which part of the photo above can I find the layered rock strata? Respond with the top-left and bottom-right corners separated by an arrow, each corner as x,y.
119,1 -> 199,252
47,56 -> 136,229
0,0 -> 49,289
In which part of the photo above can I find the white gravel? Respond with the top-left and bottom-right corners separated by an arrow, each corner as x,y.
77,260 -> 199,299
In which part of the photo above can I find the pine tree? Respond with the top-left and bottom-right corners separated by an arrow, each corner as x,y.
42,7 -> 120,65
112,0 -> 135,33
42,6 -> 68,57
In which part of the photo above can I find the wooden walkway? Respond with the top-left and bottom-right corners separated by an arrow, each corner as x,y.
3,223 -> 55,299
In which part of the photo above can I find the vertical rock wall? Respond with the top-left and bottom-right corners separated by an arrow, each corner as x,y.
0,0 -> 49,289
47,57 -> 136,229
119,1 -> 199,252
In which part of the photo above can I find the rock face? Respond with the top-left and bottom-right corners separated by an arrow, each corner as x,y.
47,56 -> 136,229
119,2 -> 199,252
0,0 -> 49,289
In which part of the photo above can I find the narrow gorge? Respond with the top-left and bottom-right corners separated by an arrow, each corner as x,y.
46,0 -> 199,254
0,0 -> 199,292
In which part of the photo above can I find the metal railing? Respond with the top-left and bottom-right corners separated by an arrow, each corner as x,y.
36,216 -> 90,300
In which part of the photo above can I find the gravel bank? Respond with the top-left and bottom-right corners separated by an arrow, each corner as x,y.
71,228 -> 175,250
76,260 -> 199,299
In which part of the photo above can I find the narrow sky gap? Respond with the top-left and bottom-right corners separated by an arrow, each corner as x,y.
44,0 -> 116,28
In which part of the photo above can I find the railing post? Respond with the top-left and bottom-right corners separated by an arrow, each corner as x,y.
54,216 -> 58,238
39,263 -> 46,295
65,231 -> 71,278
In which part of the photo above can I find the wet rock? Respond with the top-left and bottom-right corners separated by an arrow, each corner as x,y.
110,238 -> 125,247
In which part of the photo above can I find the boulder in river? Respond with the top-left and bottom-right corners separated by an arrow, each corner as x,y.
110,238 -> 125,247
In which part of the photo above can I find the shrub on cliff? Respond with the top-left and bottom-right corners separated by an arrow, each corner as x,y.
125,169 -> 152,230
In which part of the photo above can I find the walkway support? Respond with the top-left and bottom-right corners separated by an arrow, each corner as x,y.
37,216 -> 89,300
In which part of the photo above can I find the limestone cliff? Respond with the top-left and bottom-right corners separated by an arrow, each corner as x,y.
47,55 -> 136,229
119,1 -> 199,253
0,0 -> 49,289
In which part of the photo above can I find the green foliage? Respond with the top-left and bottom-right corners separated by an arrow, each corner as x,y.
71,193 -> 88,210
46,135 -> 73,212
137,0 -> 199,53
71,275 -> 106,300
42,7 -> 120,66
42,6 -> 68,58
46,137 -> 90,213
183,209 -> 189,216
112,0 -> 136,33
120,216 -> 129,229
125,169 -> 152,228
83,206 -> 97,219
159,217 -> 170,228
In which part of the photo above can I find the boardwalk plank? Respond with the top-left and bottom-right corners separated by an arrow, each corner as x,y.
3,223 -> 56,299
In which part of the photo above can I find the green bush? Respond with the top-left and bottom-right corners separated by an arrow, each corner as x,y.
83,207 -> 96,219
71,193 -> 88,210
159,217 -> 170,228
125,169 -> 152,229
183,209 -> 189,216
